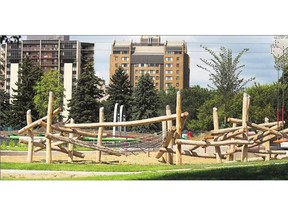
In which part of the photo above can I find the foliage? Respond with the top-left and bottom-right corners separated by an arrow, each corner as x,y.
197,45 -> 255,123
158,86 -> 177,115
0,35 -> 21,44
132,74 -> 160,133
106,67 -> 133,121
68,58 -> 104,123
9,56 -> 43,128
33,70 -> 65,117
0,89 -> 10,127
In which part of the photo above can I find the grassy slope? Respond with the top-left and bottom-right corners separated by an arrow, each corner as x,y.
1,160 -> 288,180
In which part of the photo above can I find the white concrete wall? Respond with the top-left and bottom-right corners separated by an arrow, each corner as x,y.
9,63 -> 19,102
63,63 -> 73,120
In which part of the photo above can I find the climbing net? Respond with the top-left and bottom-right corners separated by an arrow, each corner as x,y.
87,131 -> 166,155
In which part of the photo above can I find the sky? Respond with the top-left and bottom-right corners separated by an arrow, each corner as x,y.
70,35 -> 278,88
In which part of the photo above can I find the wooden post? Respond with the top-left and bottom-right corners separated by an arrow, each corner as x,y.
241,93 -> 249,162
226,122 -> 237,161
46,91 -> 53,164
264,117 -> 270,161
96,107 -> 104,162
166,105 -> 173,164
176,91 -> 182,165
26,110 -> 34,163
213,107 -> 222,163
162,117 -> 167,163
68,118 -> 75,163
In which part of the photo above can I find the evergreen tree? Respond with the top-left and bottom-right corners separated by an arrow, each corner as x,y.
0,89 -> 10,128
9,56 -> 43,128
68,58 -> 104,123
33,70 -> 65,117
132,74 -> 160,133
107,67 -> 133,121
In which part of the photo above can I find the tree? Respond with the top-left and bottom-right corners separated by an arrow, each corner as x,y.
33,70 -> 65,117
68,58 -> 104,123
9,56 -> 43,128
107,67 -> 133,121
158,86 -> 177,115
0,89 -> 10,128
197,45 -> 255,123
132,74 -> 160,133
0,35 -> 21,44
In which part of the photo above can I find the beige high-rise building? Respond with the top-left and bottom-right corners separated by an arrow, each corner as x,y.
0,36 -> 94,119
109,36 -> 190,91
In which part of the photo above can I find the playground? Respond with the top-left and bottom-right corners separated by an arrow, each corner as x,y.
2,90 -> 288,169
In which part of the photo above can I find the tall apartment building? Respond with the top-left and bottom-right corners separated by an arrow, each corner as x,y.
0,37 -> 94,119
109,36 -> 190,91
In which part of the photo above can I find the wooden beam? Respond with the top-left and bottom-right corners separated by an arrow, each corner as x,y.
213,107 -> 222,163
18,107 -> 61,134
68,119 -> 75,163
64,112 -> 189,128
176,91 -> 182,165
40,121 -> 107,138
46,92 -> 53,164
96,107 -> 104,162
46,133 -> 124,156
166,105 -> 173,165
241,93 -> 249,162
175,139 -> 253,146
26,110 -> 34,163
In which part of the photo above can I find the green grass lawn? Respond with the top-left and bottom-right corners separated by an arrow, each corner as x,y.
2,159 -> 288,180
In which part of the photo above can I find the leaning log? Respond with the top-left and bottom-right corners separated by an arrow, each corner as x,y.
175,139 -> 253,146
18,107 -> 61,135
64,112 -> 189,128
46,133 -> 124,156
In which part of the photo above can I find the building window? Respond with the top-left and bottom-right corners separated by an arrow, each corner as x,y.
115,63 -> 118,67
155,82 -> 159,86
135,70 -> 138,74
176,83 -> 179,87
165,63 -> 173,68
176,76 -> 180,80
165,70 -> 173,74
156,76 -> 159,80
156,70 -> 159,74
135,76 -> 139,80
165,57 -> 173,61
165,83 -> 173,87
176,57 -> 180,61
176,63 -> 180,67
176,70 -> 180,74
166,51 -> 173,54
115,56 -> 118,61
122,56 -> 129,61
122,63 -> 128,68
165,76 -> 173,81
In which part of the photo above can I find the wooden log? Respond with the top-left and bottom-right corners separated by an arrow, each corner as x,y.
46,133 -> 124,156
213,107 -> 222,163
247,122 -> 286,138
64,112 -> 189,128
252,124 -> 282,142
19,138 -> 46,148
40,121 -> 107,138
68,118 -> 75,163
176,91 -> 182,165
26,110 -> 34,163
248,149 -> 287,154
241,93 -> 249,162
162,118 -> 167,162
166,105 -> 173,165
18,107 -> 61,134
156,126 -> 176,160
189,145 -> 201,152
226,123 -> 237,161
96,107 -> 104,162
157,148 -> 218,159
228,117 -> 281,128
46,91 -> 53,164
216,128 -> 244,142
211,127 -> 240,135
175,139 -> 253,146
